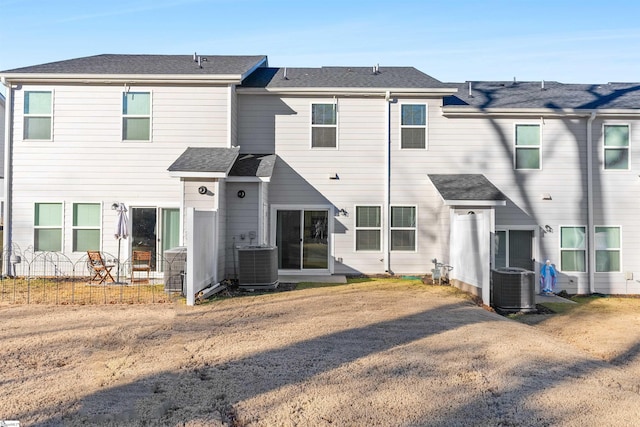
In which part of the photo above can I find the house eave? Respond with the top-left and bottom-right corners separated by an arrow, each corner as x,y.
226,176 -> 271,183
169,171 -> 228,178
442,107 -> 640,117
0,73 -> 245,85
237,87 -> 458,97
443,200 -> 507,207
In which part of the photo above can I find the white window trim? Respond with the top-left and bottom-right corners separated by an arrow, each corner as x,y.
559,225 -> 587,273
23,89 -> 54,141
33,201 -> 65,252
310,101 -> 338,149
390,205 -> 418,252
602,123 -> 630,171
514,122 -> 542,170
594,225 -> 622,273
399,103 -> 428,150
354,204 -> 383,252
71,202 -> 103,253
122,90 -> 153,142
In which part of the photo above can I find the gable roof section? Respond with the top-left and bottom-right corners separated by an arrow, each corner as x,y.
168,147 -> 240,178
1,54 -> 268,84
429,174 -> 507,206
443,81 -> 640,114
239,66 -> 457,95
228,154 -> 276,181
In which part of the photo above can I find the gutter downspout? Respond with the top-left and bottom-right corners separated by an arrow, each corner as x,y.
1,77 -> 12,276
385,91 -> 392,274
587,112 -> 596,294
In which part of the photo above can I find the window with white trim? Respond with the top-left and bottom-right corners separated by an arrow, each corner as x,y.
355,206 -> 381,251
24,91 -> 52,140
560,226 -> 586,272
123,92 -> 151,141
595,226 -> 621,272
73,203 -> 101,252
603,124 -> 629,170
515,124 -> 540,169
391,206 -> 416,251
311,103 -> 337,148
34,203 -> 62,252
401,104 -> 427,149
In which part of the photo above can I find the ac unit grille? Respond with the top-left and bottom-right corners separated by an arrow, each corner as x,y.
238,246 -> 278,289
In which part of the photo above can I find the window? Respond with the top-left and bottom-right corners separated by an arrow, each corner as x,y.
603,124 -> 629,170
560,226 -> 586,272
73,203 -> 101,252
123,92 -> 151,141
391,206 -> 416,251
355,206 -> 381,251
515,124 -> 540,169
401,104 -> 427,149
595,226 -> 621,272
24,91 -> 52,140
311,103 -> 337,148
34,203 -> 62,251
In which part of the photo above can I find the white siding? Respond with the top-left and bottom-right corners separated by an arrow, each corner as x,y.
225,181 -> 261,276
10,84 -> 230,261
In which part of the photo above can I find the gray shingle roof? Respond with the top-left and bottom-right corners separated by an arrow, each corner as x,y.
429,174 -> 506,202
444,81 -> 640,109
229,154 -> 276,178
240,66 -> 449,89
2,54 -> 267,76
168,147 -> 240,173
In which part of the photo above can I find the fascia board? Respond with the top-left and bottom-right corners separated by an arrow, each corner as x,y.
169,171 -> 228,178
0,73 -> 245,85
237,87 -> 458,97
443,200 -> 506,207
442,107 -> 640,117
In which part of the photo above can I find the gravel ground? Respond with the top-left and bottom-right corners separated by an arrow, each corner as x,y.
1,279 -> 639,426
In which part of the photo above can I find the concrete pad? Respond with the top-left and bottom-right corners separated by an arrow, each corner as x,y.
535,293 -> 577,304
278,274 -> 347,284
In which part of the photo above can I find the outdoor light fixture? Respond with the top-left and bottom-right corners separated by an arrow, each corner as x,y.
541,193 -> 552,200
111,202 -> 119,210
545,225 -> 553,233
198,186 -> 208,195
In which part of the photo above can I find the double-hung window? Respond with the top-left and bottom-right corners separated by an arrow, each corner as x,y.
34,203 -> 63,252
391,206 -> 416,251
401,104 -> 427,149
595,226 -> 621,272
24,91 -> 52,140
311,103 -> 337,148
123,92 -> 151,141
73,203 -> 101,252
560,226 -> 586,272
603,124 -> 629,170
355,206 -> 381,251
515,124 -> 541,169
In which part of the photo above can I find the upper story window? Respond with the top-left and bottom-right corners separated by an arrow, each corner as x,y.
515,124 -> 541,169
73,203 -> 101,252
355,206 -> 381,251
560,226 -> 586,272
24,91 -> 52,140
595,226 -> 621,272
311,103 -> 337,148
603,124 -> 629,170
390,206 -> 416,251
123,92 -> 151,141
401,104 -> 427,149
34,202 -> 62,252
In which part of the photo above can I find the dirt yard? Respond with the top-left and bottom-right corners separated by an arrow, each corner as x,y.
1,279 -> 640,426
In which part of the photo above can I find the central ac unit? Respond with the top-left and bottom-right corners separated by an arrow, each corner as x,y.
237,246 -> 279,289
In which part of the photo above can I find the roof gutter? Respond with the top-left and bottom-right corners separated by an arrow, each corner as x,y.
237,87 -> 458,97
0,73 -> 246,85
442,107 -> 640,118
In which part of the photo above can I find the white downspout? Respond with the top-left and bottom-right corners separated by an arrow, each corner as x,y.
587,112 -> 596,294
384,91 -> 392,274
1,77 -> 12,276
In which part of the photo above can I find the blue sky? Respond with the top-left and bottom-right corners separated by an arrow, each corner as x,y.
1,0 -> 640,86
